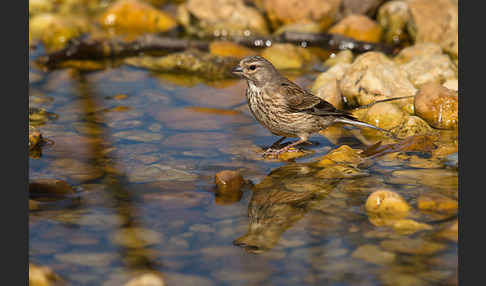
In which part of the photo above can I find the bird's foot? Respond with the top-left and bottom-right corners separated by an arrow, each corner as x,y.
262,146 -> 300,158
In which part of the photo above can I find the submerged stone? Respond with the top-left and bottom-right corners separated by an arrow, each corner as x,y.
125,50 -> 239,80
351,244 -> 396,265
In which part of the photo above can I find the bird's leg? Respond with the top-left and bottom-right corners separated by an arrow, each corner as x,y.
262,136 -> 287,157
263,139 -> 307,158
269,136 -> 287,148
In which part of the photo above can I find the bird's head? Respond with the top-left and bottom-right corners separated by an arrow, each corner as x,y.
232,56 -> 279,86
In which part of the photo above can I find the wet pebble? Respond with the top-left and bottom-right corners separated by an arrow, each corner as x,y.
214,170 -> 244,205
365,189 -> 410,217
414,82 -> 458,129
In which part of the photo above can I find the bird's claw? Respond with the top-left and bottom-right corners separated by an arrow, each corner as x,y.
262,147 -> 299,158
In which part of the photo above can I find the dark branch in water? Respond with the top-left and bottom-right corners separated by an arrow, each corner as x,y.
37,32 -> 397,69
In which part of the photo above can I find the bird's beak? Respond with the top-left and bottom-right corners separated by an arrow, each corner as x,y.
231,65 -> 243,75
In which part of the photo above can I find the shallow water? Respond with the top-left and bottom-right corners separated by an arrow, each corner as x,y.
29,46 -> 458,286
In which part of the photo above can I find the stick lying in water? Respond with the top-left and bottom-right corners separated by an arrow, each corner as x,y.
36,32 -> 397,69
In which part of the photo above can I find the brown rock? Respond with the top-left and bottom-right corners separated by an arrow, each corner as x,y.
214,170 -> 244,205
377,0 -> 411,45
336,0 -> 386,20
417,193 -> 458,212
407,0 -> 458,58
99,0 -> 177,35
316,145 -> 364,167
392,115 -> 433,138
399,53 -> 457,87
329,14 -> 383,43
362,102 -> 407,130
414,82 -> 458,129
263,0 -> 342,30
311,63 -> 350,109
260,44 -> 313,70
365,189 -> 410,217
30,14 -> 92,52
323,50 -> 353,67
340,52 -> 417,113
178,0 -> 269,37
394,43 -> 444,65
209,41 -> 257,58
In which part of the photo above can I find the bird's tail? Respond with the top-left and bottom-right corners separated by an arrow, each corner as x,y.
334,117 -> 398,139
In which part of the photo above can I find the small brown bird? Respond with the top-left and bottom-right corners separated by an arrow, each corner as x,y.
232,55 -> 389,157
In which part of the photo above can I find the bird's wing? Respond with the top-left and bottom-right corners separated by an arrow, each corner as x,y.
278,79 -> 356,119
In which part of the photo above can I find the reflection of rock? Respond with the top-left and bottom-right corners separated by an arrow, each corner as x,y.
29,179 -> 75,201
234,163 -> 336,253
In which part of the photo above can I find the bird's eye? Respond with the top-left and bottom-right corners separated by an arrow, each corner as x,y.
249,65 -> 257,71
